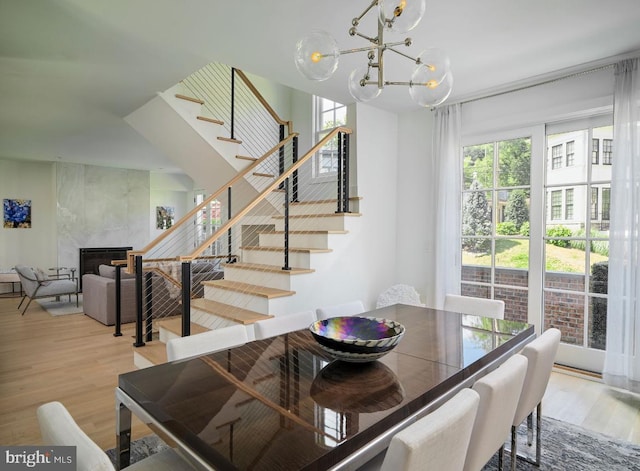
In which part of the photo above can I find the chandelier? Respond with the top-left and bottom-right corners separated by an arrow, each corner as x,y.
294,0 -> 453,108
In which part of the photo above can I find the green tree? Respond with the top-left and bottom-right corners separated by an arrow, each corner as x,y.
463,143 -> 494,189
498,138 -> 531,187
462,179 -> 491,252
504,190 -> 529,231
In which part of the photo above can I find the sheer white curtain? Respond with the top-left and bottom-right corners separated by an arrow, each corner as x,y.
603,58 -> 640,393
432,104 -> 462,309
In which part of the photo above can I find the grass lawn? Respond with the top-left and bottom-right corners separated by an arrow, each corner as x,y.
462,239 -> 608,272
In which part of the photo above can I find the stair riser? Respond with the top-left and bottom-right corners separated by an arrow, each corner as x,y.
274,217 -> 347,232
241,249 -> 311,268
223,266 -> 293,291
133,352 -> 155,369
203,286 -> 271,314
159,327 -> 179,344
190,311 -> 257,341
258,233 -> 330,249
289,202 -> 345,215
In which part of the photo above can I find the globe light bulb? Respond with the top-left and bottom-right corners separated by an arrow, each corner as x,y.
379,0 -> 426,33
348,67 -> 382,102
409,62 -> 453,107
294,31 -> 340,81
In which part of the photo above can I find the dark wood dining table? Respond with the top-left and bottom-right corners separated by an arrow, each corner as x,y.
115,304 -> 534,471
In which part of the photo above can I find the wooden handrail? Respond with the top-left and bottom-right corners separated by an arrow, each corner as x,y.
234,69 -> 293,135
182,126 -> 353,261
136,132 -> 299,264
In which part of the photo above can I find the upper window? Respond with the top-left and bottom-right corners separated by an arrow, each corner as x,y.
592,138 -> 599,164
314,97 -> 346,178
551,145 -> 563,169
603,139 -> 613,165
566,141 -> 575,166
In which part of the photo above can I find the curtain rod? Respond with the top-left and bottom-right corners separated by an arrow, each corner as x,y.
452,63 -> 617,108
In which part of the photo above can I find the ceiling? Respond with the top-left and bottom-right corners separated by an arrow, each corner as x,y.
2,0 -> 640,173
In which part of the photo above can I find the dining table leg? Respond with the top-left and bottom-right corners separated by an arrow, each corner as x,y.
115,396 -> 132,470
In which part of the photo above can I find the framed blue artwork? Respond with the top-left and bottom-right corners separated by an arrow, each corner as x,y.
3,199 -> 32,228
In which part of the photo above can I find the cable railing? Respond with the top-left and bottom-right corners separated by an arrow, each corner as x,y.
117,62 -> 354,346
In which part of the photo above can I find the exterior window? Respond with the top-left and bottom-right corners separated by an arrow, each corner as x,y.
592,138 -> 599,164
551,145 -> 563,169
603,139 -> 613,165
566,141 -> 575,166
551,190 -> 562,220
314,96 -> 346,177
602,188 -> 611,220
565,188 -> 574,220
461,137 -> 531,323
591,187 -> 599,220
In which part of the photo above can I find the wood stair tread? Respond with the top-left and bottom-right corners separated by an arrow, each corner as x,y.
240,245 -> 332,254
197,116 -> 224,125
236,155 -> 258,161
201,280 -> 295,299
218,136 -> 242,144
157,317 -> 210,336
190,298 -> 273,324
272,213 -> 361,219
222,262 -> 314,275
266,230 -> 349,235
175,94 -> 204,105
290,197 -> 362,205
133,342 -> 168,365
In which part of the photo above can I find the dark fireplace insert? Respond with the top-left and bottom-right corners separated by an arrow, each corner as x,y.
78,246 -> 132,290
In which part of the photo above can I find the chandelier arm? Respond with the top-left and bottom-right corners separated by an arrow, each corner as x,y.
352,0 -> 379,25
350,30 -> 379,44
338,45 -> 378,56
385,46 -> 421,64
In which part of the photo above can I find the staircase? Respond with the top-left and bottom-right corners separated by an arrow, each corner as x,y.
126,63 -> 360,368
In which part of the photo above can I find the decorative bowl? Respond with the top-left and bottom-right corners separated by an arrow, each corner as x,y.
309,316 -> 405,362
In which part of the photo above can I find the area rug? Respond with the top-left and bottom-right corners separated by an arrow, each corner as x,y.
36,295 -> 83,316
105,417 -> 640,470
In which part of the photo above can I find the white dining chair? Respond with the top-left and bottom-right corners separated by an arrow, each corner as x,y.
376,284 -> 425,308
254,310 -> 316,340
359,388 -> 480,471
316,300 -> 366,320
37,401 -> 194,470
510,328 -> 561,468
166,324 -> 249,361
463,354 -> 528,471
443,294 -> 505,320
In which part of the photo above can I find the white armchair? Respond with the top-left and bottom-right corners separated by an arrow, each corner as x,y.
14,265 -> 78,315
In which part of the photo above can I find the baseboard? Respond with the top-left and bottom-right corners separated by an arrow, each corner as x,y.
553,363 -> 603,382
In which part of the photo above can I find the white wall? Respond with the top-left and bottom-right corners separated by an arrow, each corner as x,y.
0,159 -> 58,271
396,109 -> 435,306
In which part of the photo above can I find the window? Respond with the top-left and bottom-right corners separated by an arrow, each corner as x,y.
603,139 -> 613,165
565,188 -> 574,220
566,141 -> 575,166
314,97 -> 346,178
551,144 -> 563,169
602,187 -> 611,220
592,138 -> 599,164
461,137 -> 531,323
591,187 -> 599,219
551,190 -> 562,220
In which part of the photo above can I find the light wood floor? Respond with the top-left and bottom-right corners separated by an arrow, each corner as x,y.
1,296 -> 639,451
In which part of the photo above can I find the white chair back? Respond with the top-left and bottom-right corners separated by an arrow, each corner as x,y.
513,328 -> 561,425
316,300 -> 365,320
443,294 -> 505,319
166,324 -> 249,361
376,284 -> 424,308
38,401 -> 115,471
463,354 -> 528,471
379,388 -> 480,471
254,310 -> 316,340
37,401 -> 193,470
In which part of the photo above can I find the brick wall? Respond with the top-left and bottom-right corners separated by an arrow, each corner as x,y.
461,266 -> 600,347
